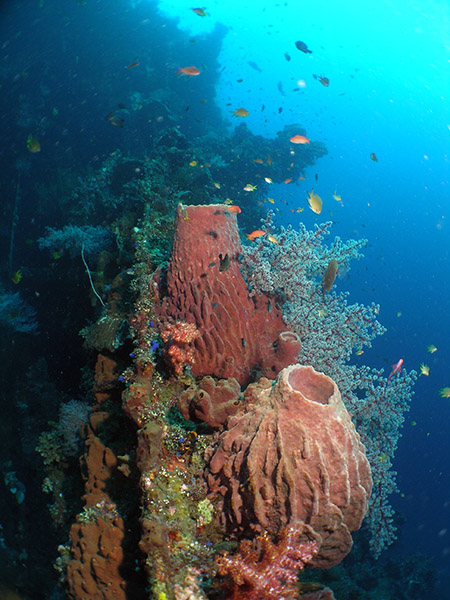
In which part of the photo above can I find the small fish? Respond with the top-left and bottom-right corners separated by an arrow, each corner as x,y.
243,184 -> 257,192
267,197 -> 275,203
313,74 -> 329,87
411,421 -> 417,426
178,66 -> 201,76
295,40 -> 312,54
333,190 -> 343,205
52,251 -> 61,260
232,107 -> 249,117
290,134 -> 310,144
306,189 -> 323,214
189,160 -> 198,166
439,387 -> 450,398
106,112 -> 124,127
378,454 -> 388,463
126,60 -> 140,69
191,7 -> 207,17
277,81 -> 285,96
219,253 -> 230,272
248,61 -> 262,72
427,344 -> 437,354
213,182 -> 221,189
355,349 -> 364,356
284,178 -> 292,184
278,107 -> 283,114
267,235 -> 279,244
370,152 -> 378,162
246,230 -> 266,241
264,177 -> 273,184
266,155 -> 272,165
284,52 -> 291,61
110,117 -> 124,127
387,358 -> 404,384
11,269 -> 22,284
27,134 -> 40,153
419,363 -> 430,376
226,205 -> 241,214
322,259 -> 338,297
253,158 -> 264,164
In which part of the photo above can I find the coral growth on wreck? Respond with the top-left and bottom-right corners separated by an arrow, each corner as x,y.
216,522 -> 320,600
53,196 -> 417,600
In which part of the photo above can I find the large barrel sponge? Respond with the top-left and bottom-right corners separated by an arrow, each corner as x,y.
156,204 -> 300,385
204,364 -> 372,568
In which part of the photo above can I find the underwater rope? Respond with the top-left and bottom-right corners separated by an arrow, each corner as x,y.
81,242 -> 105,306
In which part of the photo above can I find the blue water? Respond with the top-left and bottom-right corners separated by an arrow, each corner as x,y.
1,0 -> 449,598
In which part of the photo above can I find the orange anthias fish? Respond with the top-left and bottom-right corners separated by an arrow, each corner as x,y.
290,134 -> 310,144
253,158 -> 264,164
226,205 -> 242,214
232,107 -> 249,117
246,230 -> 266,241
387,358 -> 404,384
178,66 -> 201,76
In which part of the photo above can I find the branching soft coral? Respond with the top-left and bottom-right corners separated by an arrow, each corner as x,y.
216,524 -> 319,600
160,321 -> 200,375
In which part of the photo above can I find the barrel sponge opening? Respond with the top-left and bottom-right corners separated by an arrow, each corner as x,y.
287,365 -> 334,405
